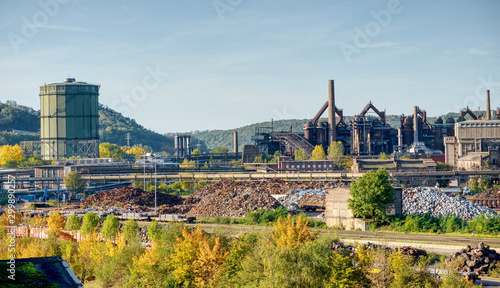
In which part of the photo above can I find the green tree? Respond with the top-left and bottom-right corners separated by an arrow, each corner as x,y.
210,146 -> 229,154
342,155 -> 353,171
101,214 -> 120,240
400,154 -> 411,160
379,152 -> 389,160
65,214 -> 81,231
191,148 -> 201,155
294,148 -> 307,161
64,171 -> 85,195
123,219 -> 140,243
327,141 -> 344,168
436,162 -> 452,171
347,168 -> 395,220
310,145 -> 326,160
81,212 -> 99,234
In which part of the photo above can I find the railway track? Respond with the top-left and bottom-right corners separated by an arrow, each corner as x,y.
184,223 -> 500,247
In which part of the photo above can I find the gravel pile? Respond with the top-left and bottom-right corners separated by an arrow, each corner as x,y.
279,188 -> 326,211
403,187 -> 496,220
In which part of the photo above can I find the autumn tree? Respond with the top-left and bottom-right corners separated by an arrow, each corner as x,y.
0,144 -> 24,167
47,210 -> 65,235
99,142 -> 125,161
180,158 -> 196,169
171,226 -> 227,287
327,141 -> 344,168
125,146 -> 146,160
294,148 -> 307,161
347,168 -> 395,220
271,214 -> 316,250
191,148 -> 201,155
310,145 -> 326,160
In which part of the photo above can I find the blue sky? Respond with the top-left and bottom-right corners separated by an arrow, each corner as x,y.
1,0 -> 499,133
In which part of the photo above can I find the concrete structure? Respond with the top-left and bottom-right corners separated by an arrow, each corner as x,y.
277,157 -> 335,172
39,78 -> 100,160
351,158 -> 436,173
325,187 -> 402,231
174,134 -> 191,157
242,144 -> 260,163
445,120 -> 500,167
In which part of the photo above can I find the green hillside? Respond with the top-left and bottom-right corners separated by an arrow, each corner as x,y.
0,101 -> 177,153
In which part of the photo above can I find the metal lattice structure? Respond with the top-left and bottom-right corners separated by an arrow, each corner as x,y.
21,140 -> 99,159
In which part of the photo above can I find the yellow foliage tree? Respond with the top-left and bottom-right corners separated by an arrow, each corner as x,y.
310,145 -> 326,160
0,144 -> 25,167
271,214 -> 316,250
180,158 -> 196,169
125,147 -> 147,160
171,226 -> 227,287
47,210 -> 66,235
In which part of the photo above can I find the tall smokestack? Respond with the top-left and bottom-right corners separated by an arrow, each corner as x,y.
414,106 -> 418,144
487,90 -> 491,120
328,80 -> 336,143
233,131 -> 238,153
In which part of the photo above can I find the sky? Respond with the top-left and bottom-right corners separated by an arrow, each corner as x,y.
0,0 -> 499,134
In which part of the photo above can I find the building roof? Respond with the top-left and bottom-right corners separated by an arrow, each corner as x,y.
0,256 -> 83,287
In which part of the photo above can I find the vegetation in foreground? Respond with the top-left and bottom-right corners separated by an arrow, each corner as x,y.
0,212 -> 478,288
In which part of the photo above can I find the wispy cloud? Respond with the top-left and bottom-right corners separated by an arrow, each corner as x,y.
0,20 -> 12,30
469,48 -> 492,55
41,24 -> 89,32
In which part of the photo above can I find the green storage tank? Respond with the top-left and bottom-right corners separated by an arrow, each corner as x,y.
40,78 -> 100,160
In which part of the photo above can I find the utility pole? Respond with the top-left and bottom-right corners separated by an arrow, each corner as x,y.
126,132 -> 131,147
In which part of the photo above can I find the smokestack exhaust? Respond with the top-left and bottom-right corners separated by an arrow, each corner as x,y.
328,80 -> 336,144
487,90 -> 491,120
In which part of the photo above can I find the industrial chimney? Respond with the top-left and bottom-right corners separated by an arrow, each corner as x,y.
233,131 -> 238,154
328,80 -> 336,143
413,106 -> 418,144
487,90 -> 491,120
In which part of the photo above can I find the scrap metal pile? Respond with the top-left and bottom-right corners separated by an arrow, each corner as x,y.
470,188 -> 500,209
279,188 -> 326,211
159,179 -> 339,217
403,187 -> 496,220
80,186 -> 184,209
446,243 -> 500,275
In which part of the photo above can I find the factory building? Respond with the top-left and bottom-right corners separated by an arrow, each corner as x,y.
38,78 -> 100,160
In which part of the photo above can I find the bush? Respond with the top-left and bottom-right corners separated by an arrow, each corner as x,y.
246,207 -> 288,224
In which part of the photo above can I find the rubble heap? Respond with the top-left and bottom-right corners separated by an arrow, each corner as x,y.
80,186 -> 184,209
279,188 -> 326,211
158,179 -> 339,217
474,188 -> 500,200
446,243 -> 500,275
331,242 -> 427,260
403,187 -> 496,220
187,185 -> 281,217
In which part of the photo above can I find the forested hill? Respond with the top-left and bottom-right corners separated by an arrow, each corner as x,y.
0,101 -> 176,153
